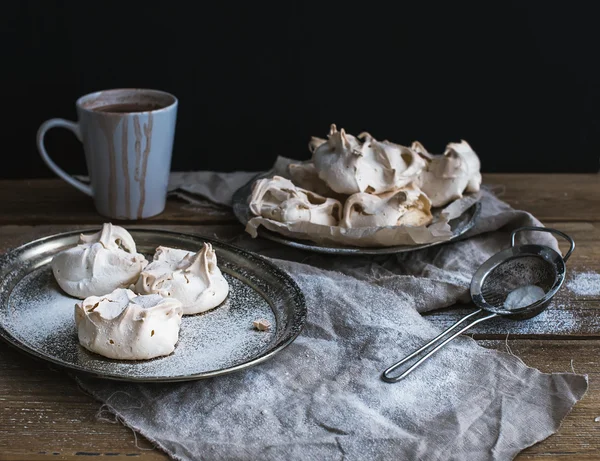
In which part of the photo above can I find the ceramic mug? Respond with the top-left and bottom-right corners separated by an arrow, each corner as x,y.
37,88 -> 178,220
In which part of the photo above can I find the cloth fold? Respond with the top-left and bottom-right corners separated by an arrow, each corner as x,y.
76,169 -> 588,461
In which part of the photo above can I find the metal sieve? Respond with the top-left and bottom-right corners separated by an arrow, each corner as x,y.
382,226 -> 575,383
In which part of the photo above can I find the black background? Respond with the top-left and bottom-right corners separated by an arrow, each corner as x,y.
2,1 -> 600,178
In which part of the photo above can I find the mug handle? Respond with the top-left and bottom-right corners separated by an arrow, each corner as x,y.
36,118 -> 93,196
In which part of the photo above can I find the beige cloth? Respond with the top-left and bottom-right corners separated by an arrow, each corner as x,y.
77,170 -> 588,461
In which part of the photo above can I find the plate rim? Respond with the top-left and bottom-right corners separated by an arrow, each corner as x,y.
232,171 -> 482,255
0,228 -> 307,383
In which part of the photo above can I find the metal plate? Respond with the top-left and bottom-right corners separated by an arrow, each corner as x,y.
233,172 -> 481,255
0,229 -> 306,382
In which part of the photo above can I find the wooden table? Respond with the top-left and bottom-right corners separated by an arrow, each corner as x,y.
0,175 -> 599,460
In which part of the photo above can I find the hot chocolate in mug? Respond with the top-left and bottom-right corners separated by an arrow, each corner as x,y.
37,88 -> 178,220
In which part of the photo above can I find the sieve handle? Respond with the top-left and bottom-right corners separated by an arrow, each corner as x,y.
381,309 -> 498,383
511,226 -> 575,262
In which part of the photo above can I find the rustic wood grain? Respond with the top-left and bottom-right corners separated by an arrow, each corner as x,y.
482,173 -> 600,222
0,177 -> 599,460
0,346 -> 164,460
0,180 -> 235,225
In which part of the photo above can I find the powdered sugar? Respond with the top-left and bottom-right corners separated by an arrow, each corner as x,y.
4,269 -> 75,350
425,300 -> 586,336
504,285 -> 546,308
567,272 -> 600,296
131,293 -> 169,310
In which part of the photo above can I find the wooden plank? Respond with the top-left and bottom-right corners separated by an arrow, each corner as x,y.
482,173 -> 600,222
0,180 -> 235,225
0,174 -> 597,225
0,345 -> 166,460
1,339 -> 597,460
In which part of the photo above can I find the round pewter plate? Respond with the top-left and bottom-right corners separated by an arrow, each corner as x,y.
0,229 -> 306,382
233,172 -> 481,255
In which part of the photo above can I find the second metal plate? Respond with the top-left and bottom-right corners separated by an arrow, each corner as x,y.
233,172 -> 481,255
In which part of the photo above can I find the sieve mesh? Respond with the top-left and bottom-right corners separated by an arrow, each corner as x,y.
480,255 -> 556,309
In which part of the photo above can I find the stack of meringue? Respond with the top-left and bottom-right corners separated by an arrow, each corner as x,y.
52,223 -> 229,361
247,124 -> 482,246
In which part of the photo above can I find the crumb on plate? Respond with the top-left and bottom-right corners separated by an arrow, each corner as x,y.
253,319 -> 271,331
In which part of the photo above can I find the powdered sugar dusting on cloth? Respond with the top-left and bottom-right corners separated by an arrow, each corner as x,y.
72,173 -> 588,461
567,272 -> 600,296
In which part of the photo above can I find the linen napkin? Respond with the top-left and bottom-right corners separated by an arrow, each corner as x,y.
76,169 -> 588,461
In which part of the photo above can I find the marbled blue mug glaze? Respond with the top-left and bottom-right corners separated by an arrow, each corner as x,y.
37,88 -> 178,220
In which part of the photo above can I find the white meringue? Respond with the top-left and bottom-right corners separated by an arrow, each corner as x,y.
52,223 -> 147,299
249,175 -> 342,226
416,140 -> 482,207
308,136 -> 326,153
342,185 -> 433,228
135,243 -> 229,315
287,162 -> 343,199
75,288 -> 183,360
312,124 -> 427,195
410,141 -> 434,160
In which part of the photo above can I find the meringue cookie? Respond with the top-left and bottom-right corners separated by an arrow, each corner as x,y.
249,175 -> 342,226
287,162 -> 343,199
342,185 -> 433,228
75,288 -> 183,360
308,136 -> 326,153
416,140 -> 482,207
312,124 -> 427,195
135,243 -> 229,315
52,223 -> 147,299
410,141 -> 434,160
